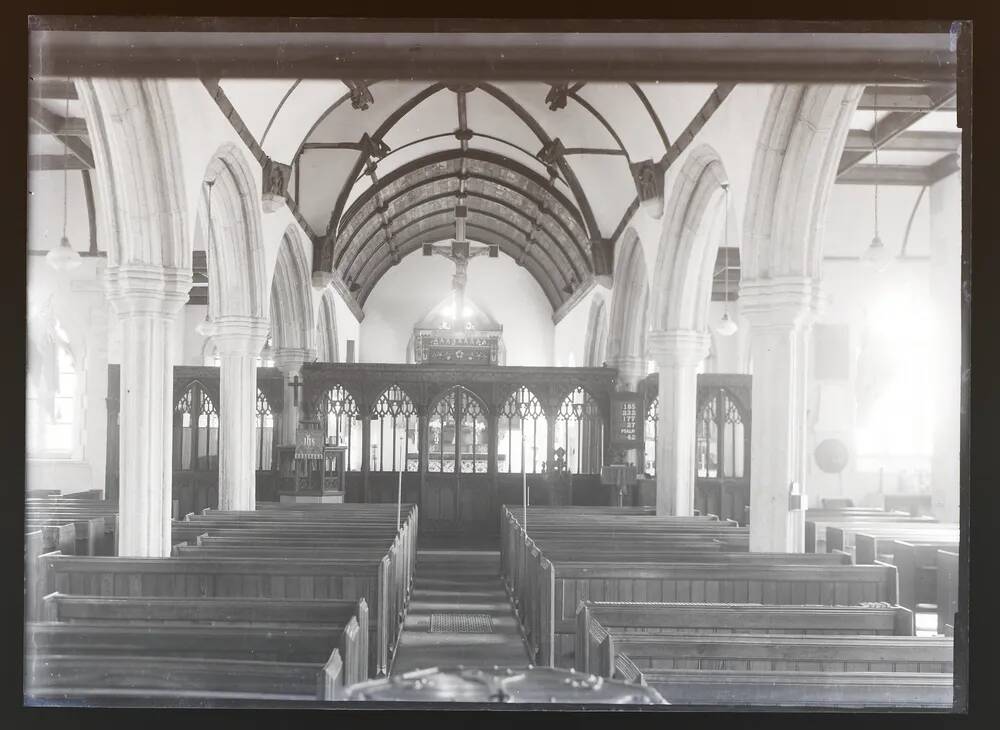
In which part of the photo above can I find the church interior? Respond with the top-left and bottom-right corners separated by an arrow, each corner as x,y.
24,25 -> 966,708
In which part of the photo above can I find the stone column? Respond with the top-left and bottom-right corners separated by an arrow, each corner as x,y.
740,277 -> 818,552
212,316 -> 270,512
272,347 -> 316,446
105,264 -> 191,557
648,330 -> 711,516
607,354 -> 647,475
929,169 -> 961,522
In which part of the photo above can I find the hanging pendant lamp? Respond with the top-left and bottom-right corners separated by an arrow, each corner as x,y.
195,180 -> 216,337
862,84 -> 893,273
46,77 -> 82,272
712,183 -> 738,337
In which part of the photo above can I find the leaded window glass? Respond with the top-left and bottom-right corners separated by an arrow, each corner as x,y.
173,381 -> 218,471
370,385 -> 418,472
644,396 -> 659,476
321,384 -> 362,471
428,386 -> 488,474
696,388 -> 747,479
497,387 -> 548,474
255,388 -> 274,471
553,386 -> 603,474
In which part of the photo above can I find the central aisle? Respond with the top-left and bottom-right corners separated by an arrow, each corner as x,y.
390,550 -> 533,674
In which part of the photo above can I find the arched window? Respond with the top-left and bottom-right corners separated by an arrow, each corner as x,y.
26,328 -> 78,458
644,396 -> 659,476
320,384 -> 362,471
497,387 -> 548,474
696,388 -> 747,479
428,386 -> 488,474
370,385 -> 418,472
255,388 -> 274,470
173,381 -> 219,471
554,386 -> 603,474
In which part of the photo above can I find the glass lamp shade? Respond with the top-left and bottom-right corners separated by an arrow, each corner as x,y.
45,236 -> 82,271
862,235 -> 893,272
712,311 -> 739,337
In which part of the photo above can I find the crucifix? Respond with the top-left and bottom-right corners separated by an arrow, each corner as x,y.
423,203 -> 498,322
288,374 -> 305,407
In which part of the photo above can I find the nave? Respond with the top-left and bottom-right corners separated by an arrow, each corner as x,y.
25,493 -> 957,706
24,23 -> 967,710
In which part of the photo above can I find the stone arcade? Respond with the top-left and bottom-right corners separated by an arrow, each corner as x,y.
24,23 -> 966,708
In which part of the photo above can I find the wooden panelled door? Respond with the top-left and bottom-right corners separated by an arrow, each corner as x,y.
424,386 -> 492,538
694,374 -> 751,524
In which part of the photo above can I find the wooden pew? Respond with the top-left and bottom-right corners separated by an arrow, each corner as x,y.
537,561 -> 901,668
34,553 -> 396,677
936,550 -> 959,636
575,601 -> 916,674
598,633 -> 953,676
805,513 -> 936,553
26,652 -> 344,702
27,620 -> 363,685
636,668 -> 953,707
826,522 -> 957,558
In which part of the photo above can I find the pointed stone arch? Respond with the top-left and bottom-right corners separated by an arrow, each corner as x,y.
651,144 -> 731,335
199,143 -> 268,322
316,288 -> 340,362
269,225 -> 315,352
583,295 -> 609,367
607,227 -> 651,385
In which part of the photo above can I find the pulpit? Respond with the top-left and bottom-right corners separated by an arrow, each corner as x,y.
275,423 -> 346,504
601,464 -> 638,507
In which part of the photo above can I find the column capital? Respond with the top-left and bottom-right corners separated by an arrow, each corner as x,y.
647,329 -> 711,367
272,346 -> 317,373
210,315 -> 270,356
311,271 -> 335,290
104,264 -> 192,318
738,275 -> 822,330
607,354 -> 648,389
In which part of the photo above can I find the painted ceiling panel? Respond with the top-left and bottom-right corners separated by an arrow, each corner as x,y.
262,79 -> 349,162
575,83 -> 667,161
218,78 -> 297,141
635,82 -> 718,142
465,88 -> 548,159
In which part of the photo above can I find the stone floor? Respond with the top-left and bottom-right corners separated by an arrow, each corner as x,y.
390,550 -> 533,675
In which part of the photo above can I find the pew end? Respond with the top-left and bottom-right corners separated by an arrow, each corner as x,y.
320,648 -> 344,701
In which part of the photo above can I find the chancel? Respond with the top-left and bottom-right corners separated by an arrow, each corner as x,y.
23,21 -> 967,710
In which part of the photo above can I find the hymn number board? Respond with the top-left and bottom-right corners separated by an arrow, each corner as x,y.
609,392 -> 642,450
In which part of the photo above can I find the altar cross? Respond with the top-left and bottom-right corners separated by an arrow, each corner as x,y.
423,204 -> 498,321
288,374 -> 305,407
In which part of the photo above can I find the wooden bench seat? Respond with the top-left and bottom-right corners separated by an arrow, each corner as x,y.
535,561 -> 901,668
806,515 -> 937,553
637,668 -> 953,707
827,522 -> 958,556
574,601 -> 915,674
34,553 -> 399,676
936,550 -> 959,636
25,652 -> 343,703
598,633 -> 953,676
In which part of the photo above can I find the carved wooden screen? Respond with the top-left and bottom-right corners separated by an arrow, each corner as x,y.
255,387 -> 274,470
370,385 -> 418,472
321,384 -> 362,471
172,381 -> 218,471
696,388 -> 748,479
428,386 -> 488,474
497,386 -> 548,474
554,386 -> 603,474
643,395 -> 659,476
